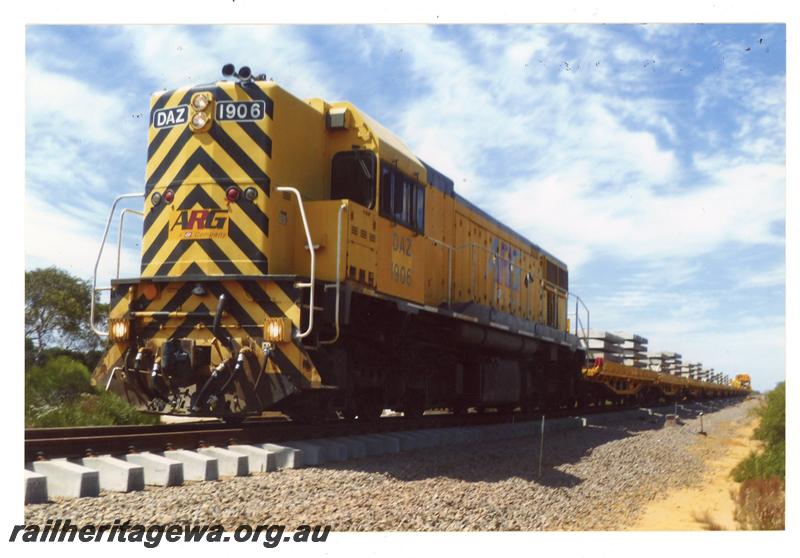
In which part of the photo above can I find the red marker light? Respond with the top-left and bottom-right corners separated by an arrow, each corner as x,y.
226,187 -> 240,202
163,189 -> 175,203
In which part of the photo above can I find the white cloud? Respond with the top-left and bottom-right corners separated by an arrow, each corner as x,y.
117,26 -> 339,101
495,161 -> 783,270
25,193 -> 141,288
365,26 -> 683,203
26,64 -> 129,147
736,263 -> 785,290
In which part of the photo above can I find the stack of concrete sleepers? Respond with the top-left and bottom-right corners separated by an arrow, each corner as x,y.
614,332 -> 649,368
659,352 -> 682,375
585,330 -> 624,364
646,353 -> 665,373
646,352 -> 682,375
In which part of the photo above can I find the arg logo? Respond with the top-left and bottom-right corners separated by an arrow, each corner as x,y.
169,209 -> 229,240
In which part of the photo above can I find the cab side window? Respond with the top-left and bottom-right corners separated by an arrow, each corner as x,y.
379,162 -> 425,234
415,183 -> 425,232
331,151 -> 376,208
380,167 -> 394,216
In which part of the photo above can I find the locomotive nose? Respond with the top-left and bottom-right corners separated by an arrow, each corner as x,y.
142,81 -> 272,279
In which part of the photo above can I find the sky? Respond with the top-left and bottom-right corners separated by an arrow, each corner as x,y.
25,24 -> 785,391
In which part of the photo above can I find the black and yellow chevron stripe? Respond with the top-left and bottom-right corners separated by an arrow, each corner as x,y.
142,82 -> 274,278
92,278 -> 321,414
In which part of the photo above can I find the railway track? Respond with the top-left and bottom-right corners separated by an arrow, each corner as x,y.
23,398 -> 745,503
25,401 -> 699,462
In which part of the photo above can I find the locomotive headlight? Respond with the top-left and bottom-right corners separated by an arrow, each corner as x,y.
191,93 -> 210,111
263,317 -> 292,343
191,112 -> 209,129
109,319 -> 130,342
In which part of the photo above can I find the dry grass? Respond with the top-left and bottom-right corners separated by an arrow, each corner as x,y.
692,510 -> 724,531
732,478 -> 785,530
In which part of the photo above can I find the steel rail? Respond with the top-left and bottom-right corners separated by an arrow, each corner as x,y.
24,397 -> 744,462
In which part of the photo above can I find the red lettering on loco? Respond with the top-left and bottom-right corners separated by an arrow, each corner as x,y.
186,210 -> 209,230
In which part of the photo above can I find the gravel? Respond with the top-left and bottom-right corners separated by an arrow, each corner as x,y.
24,398 -> 757,531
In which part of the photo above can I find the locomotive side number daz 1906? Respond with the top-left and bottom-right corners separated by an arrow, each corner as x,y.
391,232 -> 413,286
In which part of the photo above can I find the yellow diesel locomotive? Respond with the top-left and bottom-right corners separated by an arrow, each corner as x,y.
89,64 -> 604,421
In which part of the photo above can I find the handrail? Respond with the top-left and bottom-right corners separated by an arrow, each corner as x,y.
319,202 -> 347,345
569,292 -> 590,349
90,193 -> 144,337
116,208 -> 144,279
277,186 -> 316,339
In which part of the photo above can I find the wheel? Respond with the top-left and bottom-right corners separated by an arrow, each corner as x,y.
402,389 -> 425,418
402,402 -> 424,419
356,402 -> 382,421
340,408 -> 357,420
356,391 -> 383,421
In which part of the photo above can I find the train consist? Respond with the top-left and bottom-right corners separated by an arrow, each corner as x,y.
90,65 -> 749,422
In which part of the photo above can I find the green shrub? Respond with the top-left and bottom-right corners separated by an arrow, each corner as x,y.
730,382 -> 785,530
25,355 -> 159,427
753,383 -> 785,449
28,392 -> 159,428
732,382 -> 785,482
25,355 -> 93,407
36,346 -> 105,372
732,441 -> 785,481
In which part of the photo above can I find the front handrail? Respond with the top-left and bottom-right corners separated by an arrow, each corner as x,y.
319,202 -> 347,345
90,193 -> 144,337
116,208 -> 144,279
569,292 -> 590,349
277,186 -> 316,339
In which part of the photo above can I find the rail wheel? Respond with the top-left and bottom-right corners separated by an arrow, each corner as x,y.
402,392 -> 425,419
356,391 -> 383,421
340,407 -> 357,421
402,407 -> 423,419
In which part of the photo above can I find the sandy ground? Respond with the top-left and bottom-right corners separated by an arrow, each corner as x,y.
628,411 -> 761,530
